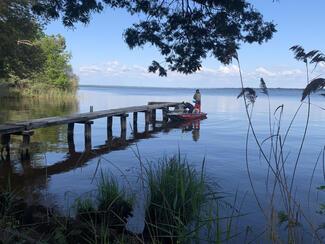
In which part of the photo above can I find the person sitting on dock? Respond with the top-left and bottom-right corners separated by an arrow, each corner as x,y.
193,89 -> 201,112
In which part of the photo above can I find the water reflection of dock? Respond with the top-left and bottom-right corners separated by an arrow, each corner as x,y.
0,119 -> 203,191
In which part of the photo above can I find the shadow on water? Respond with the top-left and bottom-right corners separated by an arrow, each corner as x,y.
0,114 -> 204,203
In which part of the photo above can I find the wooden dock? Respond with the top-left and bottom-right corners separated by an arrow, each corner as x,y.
0,102 -> 180,159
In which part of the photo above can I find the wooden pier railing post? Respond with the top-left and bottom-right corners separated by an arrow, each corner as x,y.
21,130 -> 34,160
0,134 -> 10,158
107,117 -> 113,142
151,109 -> 156,128
145,111 -> 150,132
67,123 -> 75,154
68,123 -> 74,134
163,107 -> 169,122
84,121 -> 93,151
133,112 -> 138,134
120,114 -> 128,141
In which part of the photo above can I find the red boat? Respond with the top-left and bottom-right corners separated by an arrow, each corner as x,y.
167,112 -> 207,121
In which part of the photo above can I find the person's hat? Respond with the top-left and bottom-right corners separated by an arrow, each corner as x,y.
196,89 -> 199,92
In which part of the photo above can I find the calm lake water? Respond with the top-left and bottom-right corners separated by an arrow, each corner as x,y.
1,86 -> 325,240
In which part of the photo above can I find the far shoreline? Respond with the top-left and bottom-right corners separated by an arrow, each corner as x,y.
78,84 -> 304,91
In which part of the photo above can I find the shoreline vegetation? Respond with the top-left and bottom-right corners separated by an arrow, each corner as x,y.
0,33 -> 78,93
0,82 -> 77,100
0,33 -> 78,100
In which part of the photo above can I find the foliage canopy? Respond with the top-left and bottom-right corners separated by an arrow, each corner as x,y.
0,0 -> 76,90
31,0 -> 277,76
37,35 -> 74,88
0,0 -> 43,79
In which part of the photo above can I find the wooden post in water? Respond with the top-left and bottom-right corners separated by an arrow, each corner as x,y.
145,111 -> 150,132
67,123 -> 75,154
151,109 -> 156,128
133,112 -> 138,134
107,117 -> 113,142
84,121 -> 93,151
162,107 -> 169,123
21,130 -> 34,160
120,114 -> 128,141
0,134 -> 10,158
68,123 -> 74,135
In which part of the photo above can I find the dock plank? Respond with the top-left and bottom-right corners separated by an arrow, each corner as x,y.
0,124 -> 25,134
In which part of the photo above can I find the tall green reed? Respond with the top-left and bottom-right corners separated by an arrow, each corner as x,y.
144,155 -> 206,241
234,46 -> 325,242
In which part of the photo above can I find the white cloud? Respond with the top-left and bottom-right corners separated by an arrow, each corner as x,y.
79,62 -> 240,78
79,61 -> 153,77
217,65 -> 239,75
318,62 -> 325,68
253,67 -> 304,78
255,67 -> 276,77
78,62 -> 242,87
79,65 -> 102,74
77,61 -> 311,88
279,69 -> 303,76
197,65 -> 239,75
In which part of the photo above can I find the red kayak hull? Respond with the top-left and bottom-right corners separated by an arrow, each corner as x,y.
168,112 -> 207,121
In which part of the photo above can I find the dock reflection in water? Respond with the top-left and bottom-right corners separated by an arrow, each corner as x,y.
0,118 -> 204,204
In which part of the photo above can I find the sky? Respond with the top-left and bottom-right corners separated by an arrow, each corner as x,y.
45,0 -> 325,88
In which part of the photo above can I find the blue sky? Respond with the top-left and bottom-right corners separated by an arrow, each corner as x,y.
45,0 -> 325,88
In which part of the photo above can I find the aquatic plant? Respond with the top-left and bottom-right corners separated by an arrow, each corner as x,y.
74,197 -> 95,214
144,155 -> 207,241
96,171 -> 134,226
237,87 -> 257,106
68,172 -> 135,242
260,78 -> 268,95
0,189 -> 21,229
73,171 -> 134,230
301,78 -> 325,101
233,46 -> 325,242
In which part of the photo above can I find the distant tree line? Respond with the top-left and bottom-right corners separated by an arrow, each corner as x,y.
0,0 -> 77,90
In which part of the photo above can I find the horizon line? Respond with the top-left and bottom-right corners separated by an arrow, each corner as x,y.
78,84 -> 304,90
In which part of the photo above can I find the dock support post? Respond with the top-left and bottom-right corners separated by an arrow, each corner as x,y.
120,114 -> 127,141
151,109 -> 156,128
107,117 -> 113,142
162,107 -> 169,123
84,121 -> 93,151
68,123 -> 74,135
21,130 -> 34,160
67,123 -> 75,154
1,134 -> 10,158
133,112 -> 138,134
145,111 -> 150,132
